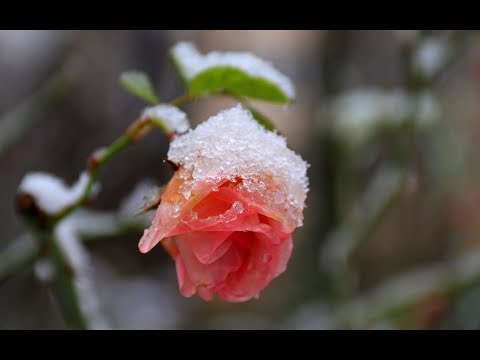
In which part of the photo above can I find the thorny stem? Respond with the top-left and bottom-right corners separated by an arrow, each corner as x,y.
51,89 -> 250,225
52,133 -> 134,224
52,93 -> 192,224
10,91 -> 195,329
39,229 -> 90,329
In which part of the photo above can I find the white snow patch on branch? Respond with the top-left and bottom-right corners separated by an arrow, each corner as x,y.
171,42 -> 295,100
142,104 -> 190,134
330,88 -> 441,146
55,212 -> 110,329
18,171 -> 92,215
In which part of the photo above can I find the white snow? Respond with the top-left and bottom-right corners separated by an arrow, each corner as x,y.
413,37 -> 449,78
142,104 -> 190,134
330,88 -> 440,146
18,171 -> 91,215
34,258 -> 55,283
171,42 -> 295,100
416,91 -> 441,128
55,214 -> 109,329
167,104 -> 309,226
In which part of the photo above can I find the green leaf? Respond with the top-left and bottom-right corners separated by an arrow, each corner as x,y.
246,106 -> 276,132
170,42 -> 295,104
119,70 -> 159,105
188,67 -> 290,103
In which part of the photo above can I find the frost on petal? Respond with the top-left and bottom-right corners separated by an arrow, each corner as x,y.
171,42 -> 295,101
167,104 -> 309,228
18,171 -> 91,215
142,104 -> 190,134
138,169 -> 227,253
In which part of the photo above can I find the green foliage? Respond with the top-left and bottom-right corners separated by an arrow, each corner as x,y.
246,106 -> 276,132
119,71 -> 159,104
186,67 -> 291,103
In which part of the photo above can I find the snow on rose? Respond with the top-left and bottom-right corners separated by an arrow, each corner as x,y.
139,105 -> 309,302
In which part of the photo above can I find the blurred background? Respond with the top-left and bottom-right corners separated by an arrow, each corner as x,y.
1,30 -> 480,329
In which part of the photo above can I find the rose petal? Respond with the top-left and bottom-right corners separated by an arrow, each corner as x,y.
197,287 -> 214,301
161,237 -> 179,258
139,105 -> 309,303
188,231 -> 233,265
139,170 -> 229,253
175,233 -> 243,290
273,236 -> 293,277
175,257 -> 196,298
212,184 -> 298,232
217,233 -> 292,301
191,192 -> 233,219
169,212 -> 271,235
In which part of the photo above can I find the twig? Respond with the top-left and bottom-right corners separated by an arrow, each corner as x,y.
52,94 -> 191,224
13,86 -> 193,328
51,213 -> 112,329
1,203 -> 149,328
50,196 -> 150,329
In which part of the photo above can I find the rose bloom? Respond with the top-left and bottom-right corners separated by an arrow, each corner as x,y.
139,105 -> 309,302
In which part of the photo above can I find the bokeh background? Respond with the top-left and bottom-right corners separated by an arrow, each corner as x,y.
2,30 -> 480,329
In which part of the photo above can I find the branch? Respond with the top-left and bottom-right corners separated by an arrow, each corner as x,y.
51,214 -> 111,329
49,194 -> 150,330
52,95 -> 192,224
8,178 -> 153,329
15,95 -> 192,328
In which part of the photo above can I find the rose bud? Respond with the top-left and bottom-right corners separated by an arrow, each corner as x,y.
139,105 -> 309,302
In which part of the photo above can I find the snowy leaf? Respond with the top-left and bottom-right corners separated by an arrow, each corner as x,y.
142,104 -> 190,135
119,70 -> 159,105
171,42 -> 294,104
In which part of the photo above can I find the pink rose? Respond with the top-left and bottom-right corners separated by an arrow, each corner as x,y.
139,105 -> 309,302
